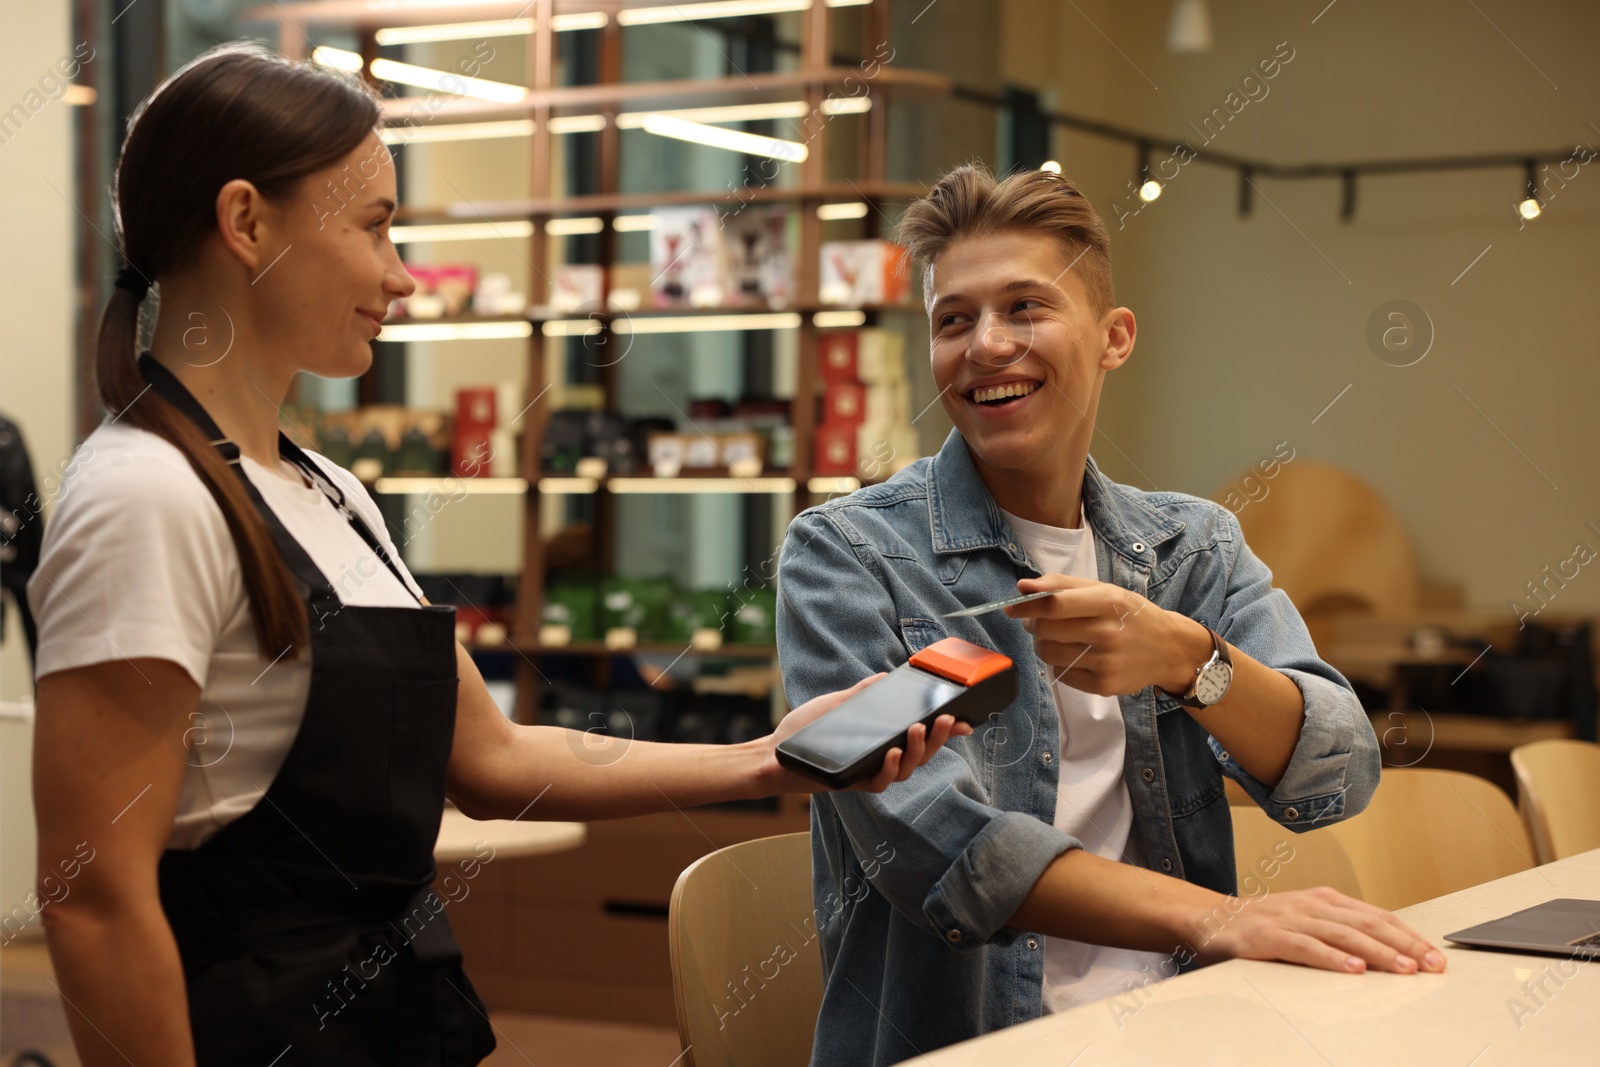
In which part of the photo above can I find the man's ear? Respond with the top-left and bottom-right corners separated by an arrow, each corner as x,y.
213,178 -> 273,276
1100,306 -> 1136,370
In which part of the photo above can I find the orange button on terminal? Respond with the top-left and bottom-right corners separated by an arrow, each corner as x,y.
910,637 -> 1013,687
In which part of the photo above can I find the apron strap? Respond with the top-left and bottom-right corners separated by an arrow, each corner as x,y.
136,354 -> 420,609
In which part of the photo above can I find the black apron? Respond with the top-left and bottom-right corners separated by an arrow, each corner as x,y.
140,355 -> 497,1065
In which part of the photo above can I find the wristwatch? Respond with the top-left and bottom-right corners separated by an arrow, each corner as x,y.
1165,625 -> 1233,709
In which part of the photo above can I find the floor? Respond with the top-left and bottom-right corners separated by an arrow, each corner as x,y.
0,936 -> 682,1067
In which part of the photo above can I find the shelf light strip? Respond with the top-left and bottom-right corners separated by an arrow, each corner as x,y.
807,476 -> 861,494
640,114 -> 807,163
375,13 -> 608,46
391,221 -> 535,243
543,313 -> 803,336
608,477 -> 797,493
379,100 -> 869,141
380,321 -> 533,341
374,477 -> 528,495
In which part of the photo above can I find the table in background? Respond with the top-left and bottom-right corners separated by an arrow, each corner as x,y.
913,849 -> 1600,1066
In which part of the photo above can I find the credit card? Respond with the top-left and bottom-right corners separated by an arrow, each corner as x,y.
940,589 -> 1057,619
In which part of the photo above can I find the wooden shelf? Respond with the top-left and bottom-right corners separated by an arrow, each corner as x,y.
394,181 -> 929,223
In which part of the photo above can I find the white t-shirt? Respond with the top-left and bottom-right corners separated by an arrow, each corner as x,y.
28,420 -> 424,850
999,504 -> 1166,1015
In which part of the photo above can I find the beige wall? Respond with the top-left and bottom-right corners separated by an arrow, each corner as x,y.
998,0 -> 1600,615
0,0 -> 74,935
0,5 -> 76,703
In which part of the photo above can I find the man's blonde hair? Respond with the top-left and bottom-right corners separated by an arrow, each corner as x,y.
896,163 -> 1115,315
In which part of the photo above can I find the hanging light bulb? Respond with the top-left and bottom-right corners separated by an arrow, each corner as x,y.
1167,0 -> 1213,53
1041,160 -> 1062,174
1518,160 -> 1542,220
1137,143 -> 1162,202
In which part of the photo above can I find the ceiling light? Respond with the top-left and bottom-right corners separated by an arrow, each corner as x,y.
640,113 -> 807,162
390,221 -> 535,244
1166,0 -> 1213,53
369,57 -> 527,104
381,119 -> 536,145
1136,142 -> 1162,202
1518,160 -> 1542,220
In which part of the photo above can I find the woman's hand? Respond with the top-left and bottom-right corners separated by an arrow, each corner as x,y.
760,673 -> 974,795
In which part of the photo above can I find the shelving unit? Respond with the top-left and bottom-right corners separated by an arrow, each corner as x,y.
245,0 -> 939,1024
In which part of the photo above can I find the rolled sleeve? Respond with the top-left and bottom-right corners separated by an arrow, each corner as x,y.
1209,512 -> 1381,829
777,510 -> 1078,949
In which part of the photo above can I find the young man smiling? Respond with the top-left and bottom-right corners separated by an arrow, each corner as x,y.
775,165 -> 1443,1066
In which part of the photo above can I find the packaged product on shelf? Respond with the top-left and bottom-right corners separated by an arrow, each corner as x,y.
822,380 -> 867,426
665,589 -> 733,645
767,424 -> 794,469
813,423 -> 857,476
818,240 -> 910,306
452,386 -> 496,477
646,431 -> 686,477
818,330 -> 860,382
721,204 -> 793,308
607,262 -> 650,311
729,586 -> 778,646
649,206 -> 726,308
551,264 -> 605,315
541,410 -> 588,474
541,579 -> 601,644
856,328 -> 908,383
864,378 -> 910,425
719,430 -> 766,473
473,272 -> 526,316
599,576 -> 675,644
406,264 -> 479,317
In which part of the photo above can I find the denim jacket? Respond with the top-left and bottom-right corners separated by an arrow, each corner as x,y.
775,429 -> 1380,1067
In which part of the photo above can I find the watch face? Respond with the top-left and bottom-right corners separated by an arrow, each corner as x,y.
1195,661 -> 1233,706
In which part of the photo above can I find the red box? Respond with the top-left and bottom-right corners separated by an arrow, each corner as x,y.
455,387 -> 497,434
819,331 -> 859,383
812,424 -> 857,476
823,380 -> 867,427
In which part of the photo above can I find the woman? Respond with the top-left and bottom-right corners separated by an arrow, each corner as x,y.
29,44 -> 967,1066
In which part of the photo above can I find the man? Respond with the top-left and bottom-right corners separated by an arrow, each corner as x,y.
775,164 -> 1442,1066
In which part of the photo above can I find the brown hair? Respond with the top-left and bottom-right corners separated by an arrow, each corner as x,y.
98,43 -> 380,663
895,163 -> 1116,315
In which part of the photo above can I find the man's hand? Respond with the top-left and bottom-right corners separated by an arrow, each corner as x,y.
1197,885 -> 1446,974
762,673 -> 974,794
1005,574 -> 1213,697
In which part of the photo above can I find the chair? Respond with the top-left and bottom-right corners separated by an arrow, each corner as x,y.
1230,803 -> 1363,899
1322,768 -> 1533,910
669,832 -> 822,1067
1510,739 -> 1600,865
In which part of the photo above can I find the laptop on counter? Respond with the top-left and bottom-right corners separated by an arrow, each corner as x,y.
1446,899 -> 1600,958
